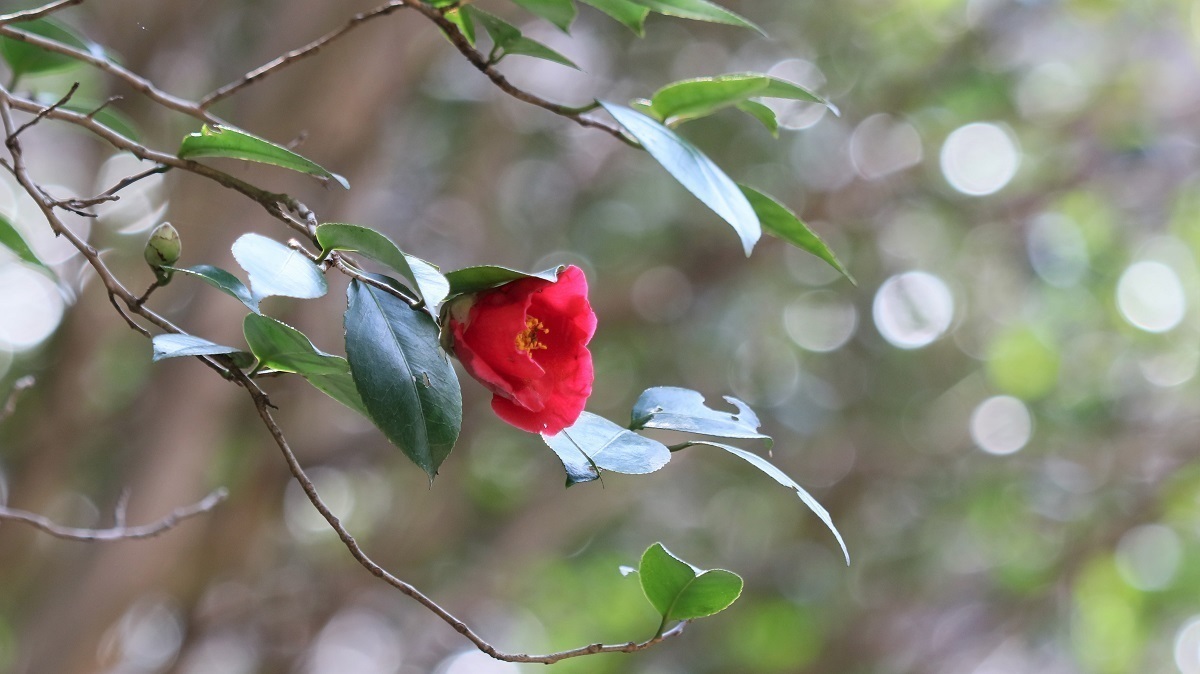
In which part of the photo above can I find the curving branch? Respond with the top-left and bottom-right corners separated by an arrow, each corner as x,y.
0,0 -> 89,25
0,488 -> 228,541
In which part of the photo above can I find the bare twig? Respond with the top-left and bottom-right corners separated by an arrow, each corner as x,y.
0,376 -> 35,423
0,488 -> 228,541
11,82 -> 78,139
0,0 -> 88,25
238,371 -> 687,664
200,0 -> 410,108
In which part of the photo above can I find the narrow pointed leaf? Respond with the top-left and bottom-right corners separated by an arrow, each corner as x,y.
649,73 -> 835,125
631,386 -> 770,444
681,440 -> 849,564
164,264 -> 258,312
626,0 -> 762,33
601,102 -> 760,256
739,185 -> 854,283
178,125 -> 349,189
243,314 -> 348,375
231,233 -> 328,301
736,100 -> 778,136
315,223 -> 449,310
470,8 -> 578,68
0,214 -> 51,274
508,0 -> 578,31
152,334 -> 244,362
542,412 -> 671,479
502,36 -> 579,68
345,279 -> 462,478
444,264 -> 562,298
581,0 -> 649,34
639,543 -> 743,622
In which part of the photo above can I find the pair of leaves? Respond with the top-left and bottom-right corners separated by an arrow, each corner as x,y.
638,72 -> 837,129
178,125 -> 349,189
463,7 -> 578,69
635,543 -> 742,628
315,223 -> 449,313
602,101 -> 850,279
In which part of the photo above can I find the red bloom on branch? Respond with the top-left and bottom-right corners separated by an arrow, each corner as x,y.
444,266 -> 597,435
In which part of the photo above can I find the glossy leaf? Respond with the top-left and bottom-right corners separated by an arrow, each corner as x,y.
178,125 -> 349,189
648,73 -> 834,125
469,8 -> 578,68
736,100 -> 778,136
601,102 -> 760,256
639,543 -> 743,624
345,279 -> 462,479
243,314 -> 347,375
444,264 -> 561,298
740,185 -> 853,283
231,233 -> 328,301
315,223 -> 449,309
581,0 -> 649,34
0,18 -> 95,79
151,334 -> 244,362
625,0 -> 762,33
680,440 -> 849,564
0,214 -> 50,274
164,264 -> 258,312
542,412 -> 671,482
508,0 -> 577,31
630,386 -> 770,444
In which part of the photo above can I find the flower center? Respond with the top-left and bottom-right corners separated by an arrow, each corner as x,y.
515,316 -> 550,353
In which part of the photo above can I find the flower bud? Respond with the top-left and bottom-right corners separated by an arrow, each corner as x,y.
144,222 -> 180,283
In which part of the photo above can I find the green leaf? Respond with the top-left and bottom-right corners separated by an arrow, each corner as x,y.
639,543 -> 743,625
178,125 -> 349,189
0,18 -> 94,79
508,0 -> 578,31
679,440 -> 849,564
164,264 -> 259,312
444,7 -> 476,46
444,264 -> 562,298
736,100 -> 777,136
305,369 -> 369,418
601,102 -> 760,256
542,412 -> 671,482
470,8 -> 578,69
315,223 -> 449,310
151,334 -> 245,362
345,279 -> 462,479
231,233 -> 328,301
0,213 -> 51,274
580,0 -> 649,34
648,73 -> 835,125
630,386 -> 771,445
625,0 -> 762,34
739,186 -> 853,283
243,314 -> 347,376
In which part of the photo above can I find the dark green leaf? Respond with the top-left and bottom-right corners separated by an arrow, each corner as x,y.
508,0 -> 578,31
736,100 -> 778,136
639,543 -> 743,624
444,7 -> 476,46
739,185 -> 854,283
178,125 -> 349,189
0,18 -> 94,79
470,8 -> 578,68
231,233 -> 328,301
164,264 -> 258,312
151,334 -> 244,362
625,0 -> 762,33
315,223 -> 449,309
444,264 -> 561,298
243,314 -> 347,376
345,279 -> 462,479
0,213 -> 51,274
305,369 -> 369,418
542,412 -> 671,480
580,0 -> 649,34
630,386 -> 770,444
680,440 -> 849,564
601,102 -> 760,256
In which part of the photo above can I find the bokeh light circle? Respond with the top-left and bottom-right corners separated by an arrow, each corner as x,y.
1117,261 -> 1186,333
1116,523 -> 1181,591
872,271 -> 954,349
0,263 -> 64,350
969,395 -> 1032,455
784,291 -> 858,352
940,122 -> 1020,196
1175,616 -> 1200,674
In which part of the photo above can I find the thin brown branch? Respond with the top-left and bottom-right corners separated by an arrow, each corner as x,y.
237,370 -> 686,663
0,488 -> 228,541
405,1 -> 638,147
0,0 -> 87,25
200,0 -> 410,108
11,82 -> 78,139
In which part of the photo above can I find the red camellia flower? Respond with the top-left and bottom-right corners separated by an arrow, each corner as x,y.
444,265 -> 597,435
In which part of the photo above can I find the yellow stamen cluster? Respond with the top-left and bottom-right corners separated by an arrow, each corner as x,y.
515,316 -> 550,353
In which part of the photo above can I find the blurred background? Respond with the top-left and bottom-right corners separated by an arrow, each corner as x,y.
2,0 -> 1200,672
